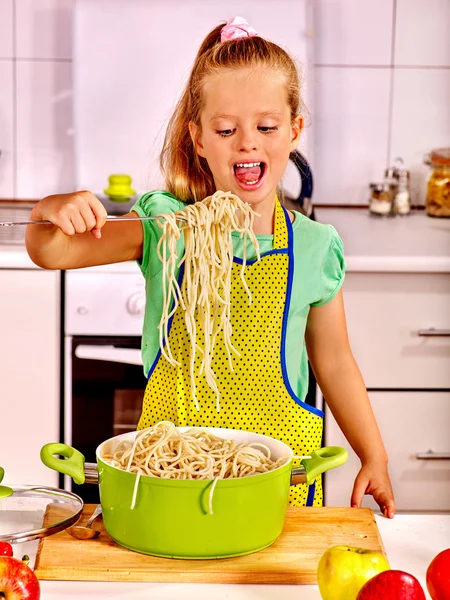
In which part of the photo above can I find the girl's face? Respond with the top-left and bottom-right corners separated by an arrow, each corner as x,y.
190,67 -> 302,213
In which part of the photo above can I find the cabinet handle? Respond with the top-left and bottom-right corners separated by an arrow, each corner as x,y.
417,328 -> 450,337
416,450 -> 450,460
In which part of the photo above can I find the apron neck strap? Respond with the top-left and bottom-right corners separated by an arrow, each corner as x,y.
273,198 -> 289,250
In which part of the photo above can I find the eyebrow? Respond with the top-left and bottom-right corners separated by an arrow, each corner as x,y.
210,111 -> 283,121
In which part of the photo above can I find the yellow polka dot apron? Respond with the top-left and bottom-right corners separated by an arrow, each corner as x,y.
138,200 -> 324,506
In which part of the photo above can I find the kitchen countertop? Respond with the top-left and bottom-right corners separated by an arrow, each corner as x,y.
22,513 -> 448,599
315,208 -> 450,273
0,244 -> 41,269
1,208 -> 449,273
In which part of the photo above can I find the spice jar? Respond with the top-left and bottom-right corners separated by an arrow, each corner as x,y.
424,148 -> 450,218
394,168 -> 411,215
369,183 -> 392,216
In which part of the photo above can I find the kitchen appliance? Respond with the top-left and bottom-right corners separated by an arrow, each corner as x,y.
42,428 -> 347,558
34,504 -> 385,583
64,261 -> 147,503
283,150 -> 315,219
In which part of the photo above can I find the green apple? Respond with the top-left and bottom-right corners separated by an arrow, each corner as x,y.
317,545 -> 390,600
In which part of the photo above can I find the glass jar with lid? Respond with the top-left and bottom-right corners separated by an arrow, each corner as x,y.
424,148 -> 450,218
369,182 -> 392,216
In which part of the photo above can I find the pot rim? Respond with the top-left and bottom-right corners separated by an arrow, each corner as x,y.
95,426 -> 294,482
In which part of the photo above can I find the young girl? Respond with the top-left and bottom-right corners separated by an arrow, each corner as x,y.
26,17 -> 395,516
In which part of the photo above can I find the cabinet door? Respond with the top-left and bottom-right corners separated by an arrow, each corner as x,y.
0,269 -> 60,486
324,391 -> 450,512
343,273 -> 450,389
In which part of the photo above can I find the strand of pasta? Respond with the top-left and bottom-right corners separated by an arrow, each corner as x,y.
103,422 -> 288,514
156,191 -> 260,411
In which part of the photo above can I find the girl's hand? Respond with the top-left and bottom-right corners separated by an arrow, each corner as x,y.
351,461 -> 396,519
31,191 -> 108,239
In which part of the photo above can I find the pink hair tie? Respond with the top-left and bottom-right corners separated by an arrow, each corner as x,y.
220,16 -> 258,42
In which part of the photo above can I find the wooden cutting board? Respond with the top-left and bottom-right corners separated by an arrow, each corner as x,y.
34,504 -> 386,584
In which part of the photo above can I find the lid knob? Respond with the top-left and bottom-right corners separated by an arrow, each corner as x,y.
104,174 -> 136,202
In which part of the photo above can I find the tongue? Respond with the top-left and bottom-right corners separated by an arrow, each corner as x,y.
235,165 -> 262,183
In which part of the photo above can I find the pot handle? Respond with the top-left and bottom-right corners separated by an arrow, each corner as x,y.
0,467 -> 13,499
40,443 -> 87,485
291,446 -> 348,486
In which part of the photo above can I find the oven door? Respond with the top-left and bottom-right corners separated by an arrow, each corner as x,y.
65,336 -> 147,502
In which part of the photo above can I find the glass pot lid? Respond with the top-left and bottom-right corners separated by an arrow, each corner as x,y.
0,484 -> 83,544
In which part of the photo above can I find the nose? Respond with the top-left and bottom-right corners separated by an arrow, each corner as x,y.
236,127 -> 259,153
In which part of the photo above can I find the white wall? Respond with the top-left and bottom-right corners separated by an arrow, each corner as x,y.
312,0 -> 450,206
0,0 -> 449,205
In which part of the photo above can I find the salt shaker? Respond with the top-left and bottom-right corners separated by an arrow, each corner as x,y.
394,169 -> 411,215
392,158 -> 411,216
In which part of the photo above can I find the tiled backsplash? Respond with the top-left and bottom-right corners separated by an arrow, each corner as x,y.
0,0 -> 449,205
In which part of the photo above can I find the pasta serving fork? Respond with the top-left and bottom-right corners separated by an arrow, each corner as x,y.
0,216 -> 163,227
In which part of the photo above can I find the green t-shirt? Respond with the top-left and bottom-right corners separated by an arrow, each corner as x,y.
131,191 -> 346,401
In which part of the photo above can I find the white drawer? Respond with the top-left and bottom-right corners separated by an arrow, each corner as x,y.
343,273 -> 450,389
324,391 -> 450,512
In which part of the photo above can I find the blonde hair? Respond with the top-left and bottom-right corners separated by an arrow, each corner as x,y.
160,23 -> 302,203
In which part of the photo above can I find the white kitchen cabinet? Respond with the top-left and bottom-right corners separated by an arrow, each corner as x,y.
324,271 -> 450,512
342,272 -> 450,389
0,268 -> 60,486
325,391 -> 450,512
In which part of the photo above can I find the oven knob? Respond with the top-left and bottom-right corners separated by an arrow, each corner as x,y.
77,305 -> 89,315
127,292 -> 145,316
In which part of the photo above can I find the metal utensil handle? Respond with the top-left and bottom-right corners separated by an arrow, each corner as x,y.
416,450 -> 450,460
0,215 -> 163,226
85,503 -> 102,527
417,328 -> 450,337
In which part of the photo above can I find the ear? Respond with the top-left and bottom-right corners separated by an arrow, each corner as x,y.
189,121 -> 206,158
290,114 -> 304,152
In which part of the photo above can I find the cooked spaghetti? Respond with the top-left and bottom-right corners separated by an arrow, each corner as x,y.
156,191 -> 260,412
102,421 -> 288,514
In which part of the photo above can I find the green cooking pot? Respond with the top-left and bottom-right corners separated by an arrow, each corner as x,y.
41,428 -> 347,559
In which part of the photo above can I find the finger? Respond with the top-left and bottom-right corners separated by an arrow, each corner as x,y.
53,216 -> 75,236
351,476 -> 367,509
79,203 -> 98,232
90,228 -> 102,240
374,489 -> 396,519
89,197 -> 108,230
68,211 -> 88,234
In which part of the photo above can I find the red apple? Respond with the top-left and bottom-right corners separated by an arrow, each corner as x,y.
427,548 -> 450,600
0,543 -> 13,557
356,569 -> 426,599
0,557 -> 40,600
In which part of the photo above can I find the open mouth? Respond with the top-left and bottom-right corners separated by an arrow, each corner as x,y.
233,161 -> 266,187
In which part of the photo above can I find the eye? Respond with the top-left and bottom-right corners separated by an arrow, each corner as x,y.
258,126 -> 278,133
216,129 -> 235,137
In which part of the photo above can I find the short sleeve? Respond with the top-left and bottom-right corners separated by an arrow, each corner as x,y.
311,226 -> 346,306
131,190 -> 184,277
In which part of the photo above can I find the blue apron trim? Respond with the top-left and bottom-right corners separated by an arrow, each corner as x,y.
280,205 -> 324,418
147,263 -> 185,380
233,248 -> 287,265
306,481 -> 316,507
